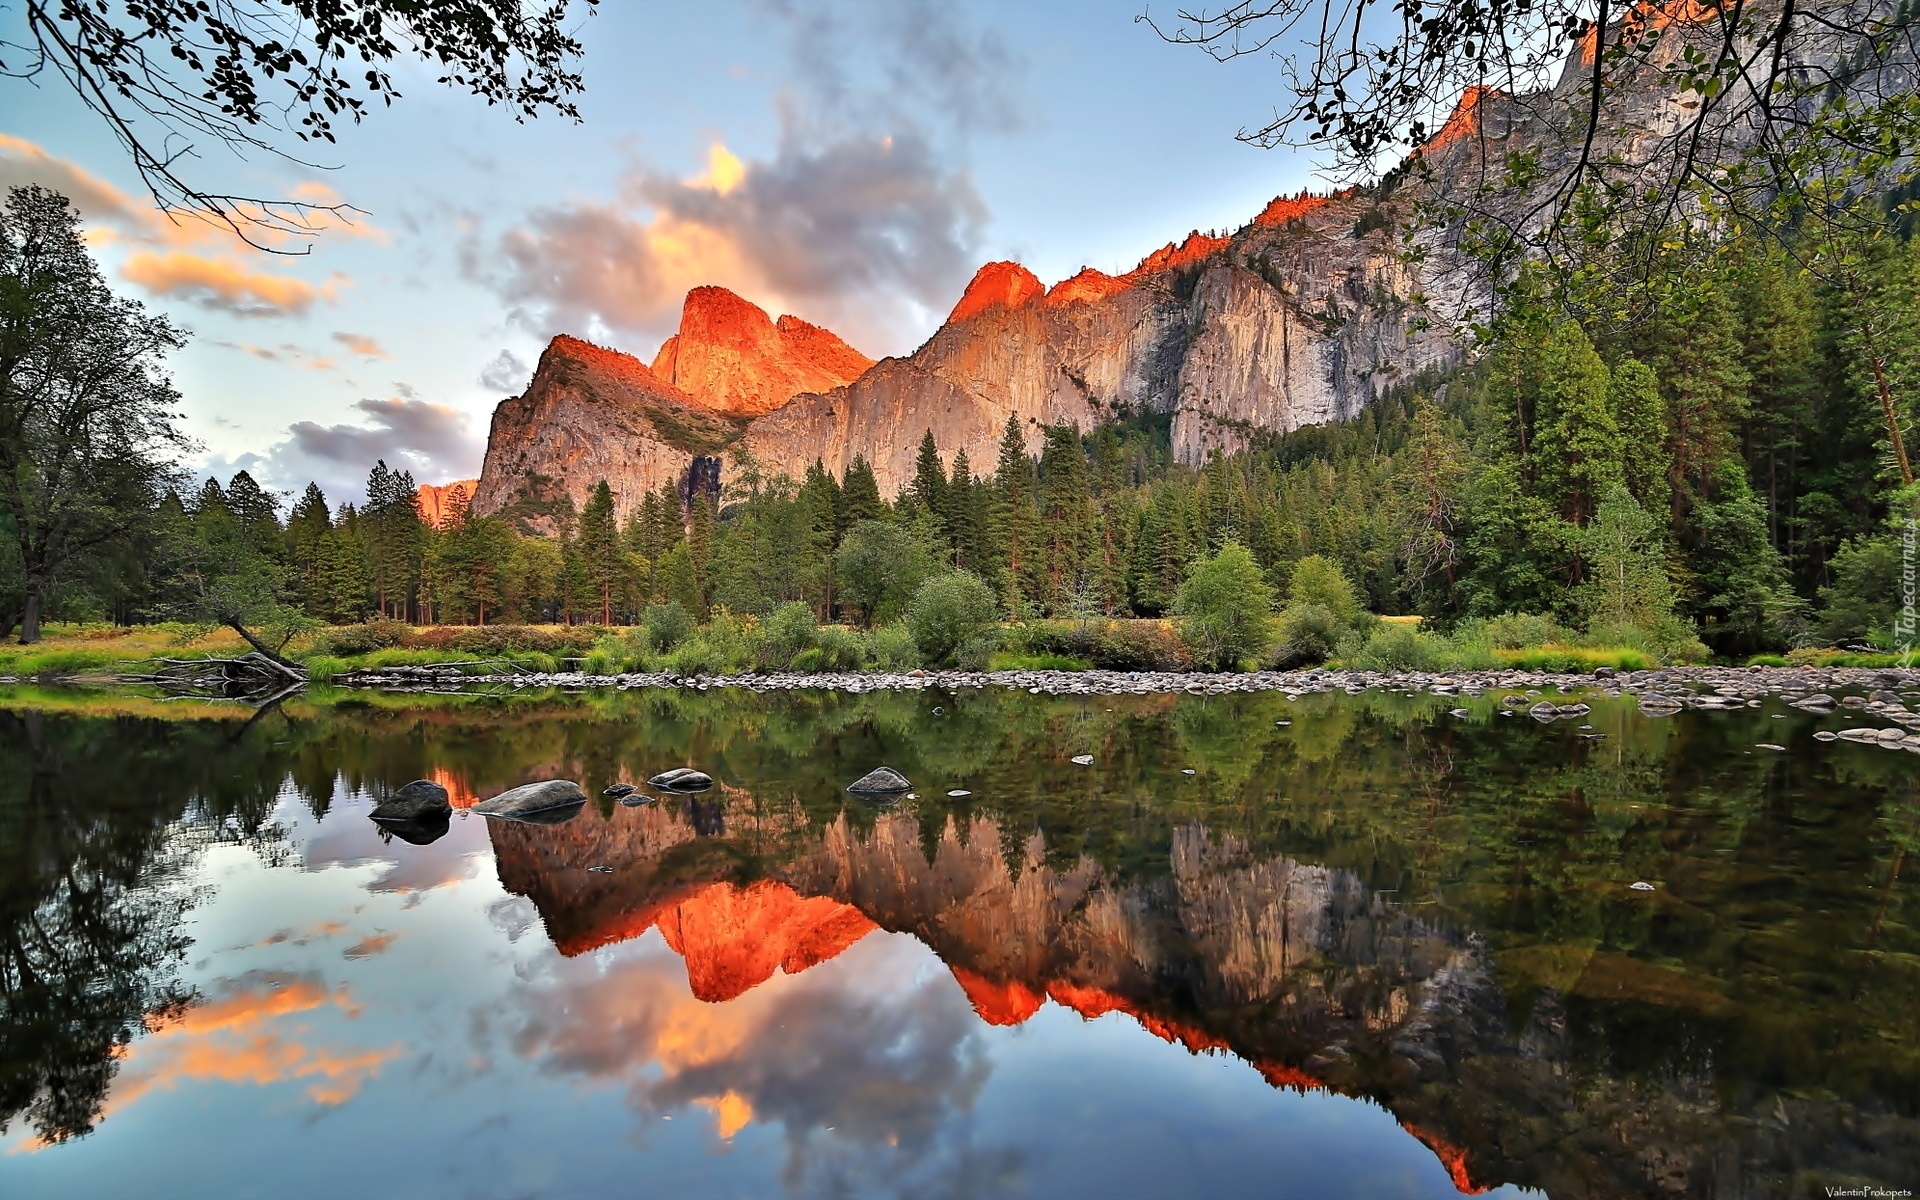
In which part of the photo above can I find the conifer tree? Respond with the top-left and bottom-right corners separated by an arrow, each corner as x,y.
840,456 -> 885,526
578,480 -> 620,624
988,417 -> 1041,616
911,430 -> 948,524
1038,425 -> 1096,612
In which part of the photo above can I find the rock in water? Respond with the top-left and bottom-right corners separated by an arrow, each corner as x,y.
1070,754 -> 1095,766
1629,881 -> 1657,892
371,778 -> 451,823
946,789 -> 972,798
602,782 -> 637,798
1449,708 -> 1470,718
848,767 -> 912,795
620,793 -> 655,807
373,809 -> 450,846
648,767 -> 715,792
475,780 -> 588,822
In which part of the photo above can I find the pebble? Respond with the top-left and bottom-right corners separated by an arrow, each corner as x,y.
1629,881 -> 1657,892
1071,754 -> 1095,766
947,789 -> 971,798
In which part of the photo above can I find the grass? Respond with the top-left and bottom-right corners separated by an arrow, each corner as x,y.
1492,644 -> 1653,671
0,623 -> 247,678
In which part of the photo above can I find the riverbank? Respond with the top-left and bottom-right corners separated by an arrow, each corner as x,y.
327,660 -> 1920,704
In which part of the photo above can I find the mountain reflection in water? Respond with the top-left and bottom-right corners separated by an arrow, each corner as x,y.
0,685 -> 1915,1199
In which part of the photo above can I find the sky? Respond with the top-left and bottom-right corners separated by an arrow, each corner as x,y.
0,0 -> 1328,504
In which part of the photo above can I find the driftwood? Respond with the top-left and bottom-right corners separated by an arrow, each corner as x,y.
122,651 -> 307,696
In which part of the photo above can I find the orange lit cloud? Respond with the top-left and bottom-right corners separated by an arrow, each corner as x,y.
8,973 -> 398,1154
121,251 -> 338,317
0,135 -> 373,318
331,331 -> 389,359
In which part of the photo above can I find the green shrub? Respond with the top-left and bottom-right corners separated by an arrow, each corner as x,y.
1746,653 -> 1790,667
1460,612 -> 1571,650
907,571 -> 999,666
308,617 -> 412,656
582,649 -> 616,675
642,602 -> 697,654
1285,555 -> 1360,625
955,631 -> 1000,670
1351,624 -> 1448,671
760,602 -> 819,670
868,624 -> 923,671
301,654 -> 346,683
1175,543 -> 1276,670
1268,602 -> 1342,668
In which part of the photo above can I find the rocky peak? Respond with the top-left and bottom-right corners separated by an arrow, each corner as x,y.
413,479 -> 478,529
650,286 -> 873,417
947,261 -> 1046,324
1044,267 -> 1130,308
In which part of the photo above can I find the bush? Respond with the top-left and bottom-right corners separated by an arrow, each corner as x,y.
1268,602 -> 1342,668
1493,644 -> 1652,671
955,630 -> 1000,670
1174,543 -> 1276,670
868,623 -> 923,671
1000,619 -> 1187,671
1351,624 -> 1448,671
641,602 -> 697,654
308,617 -> 411,656
1285,555 -> 1360,625
760,602 -> 819,670
789,625 -> 869,673
1461,612 -> 1571,650
907,571 -> 999,666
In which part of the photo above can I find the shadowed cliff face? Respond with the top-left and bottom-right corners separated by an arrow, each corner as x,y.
485,795 -> 1920,1200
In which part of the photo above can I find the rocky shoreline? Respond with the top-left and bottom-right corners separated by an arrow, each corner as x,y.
333,661 -> 1920,702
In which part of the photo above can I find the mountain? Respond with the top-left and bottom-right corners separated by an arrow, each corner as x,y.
472,185 -> 1446,521
471,5 -> 1845,518
412,479 -> 478,530
650,286 -> 874,417
481,799 -> 1914,1198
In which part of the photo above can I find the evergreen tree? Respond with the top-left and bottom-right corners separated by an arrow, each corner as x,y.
577,479 -> 620,624
840,455 -> 885,526
1038,425 -> 1096,612
910,430 -> 948,525
286,482 -> 331,615
988,417 -> 1041,616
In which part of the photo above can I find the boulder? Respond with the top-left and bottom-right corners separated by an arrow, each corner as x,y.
848,766 -> 912,795
475,780 -> 588,822
372,808 -> 450,846
603,783 -> 637,798
371,778 -> 451,823
648,767 -> 715,792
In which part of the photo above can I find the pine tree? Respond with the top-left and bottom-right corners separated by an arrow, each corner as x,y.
1607,357 -> 1670,514
988,416 -> 1041,616
577,479 -> 620,624
840,455 -> 885,526
286,482 -> 331,615
1038,425 -> 1096,612
1534,322 -> 1622,530
911,429 -> 948,525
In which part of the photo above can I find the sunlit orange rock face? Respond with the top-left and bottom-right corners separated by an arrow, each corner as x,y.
947,261 -> 1046,324
651,286 -> 874,417
1043,267 -> 1130,308
1127,231 -> 1232,278
413,480 -> 477,530
1251,191 -> 1334,228
656,880 -> 878,1002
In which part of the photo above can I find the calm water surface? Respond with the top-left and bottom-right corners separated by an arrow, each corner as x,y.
1,683 -> 1915,1199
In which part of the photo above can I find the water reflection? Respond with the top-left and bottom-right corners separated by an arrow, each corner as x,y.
1,685 -> 1916,1198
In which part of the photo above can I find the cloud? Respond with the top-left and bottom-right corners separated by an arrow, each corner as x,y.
207,396 -> 485,504
0,134 -> 373,317
121,251 -> 339,317
213,340 -> 338,370
480,349 -> 531,393
466,0 -> 1019,356
332,332 -> 389,358
476,130 -> 985,353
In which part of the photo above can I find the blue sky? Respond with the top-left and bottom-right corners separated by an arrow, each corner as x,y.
0,0 -> 1328,502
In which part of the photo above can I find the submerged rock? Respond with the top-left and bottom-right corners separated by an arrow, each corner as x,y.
475,780 -> 588,823
602,783 -> 637,798
371,778 -> 451,823
648,768 -> 715,792
848,767 -> 912,795
1070,754 -> 1095,765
